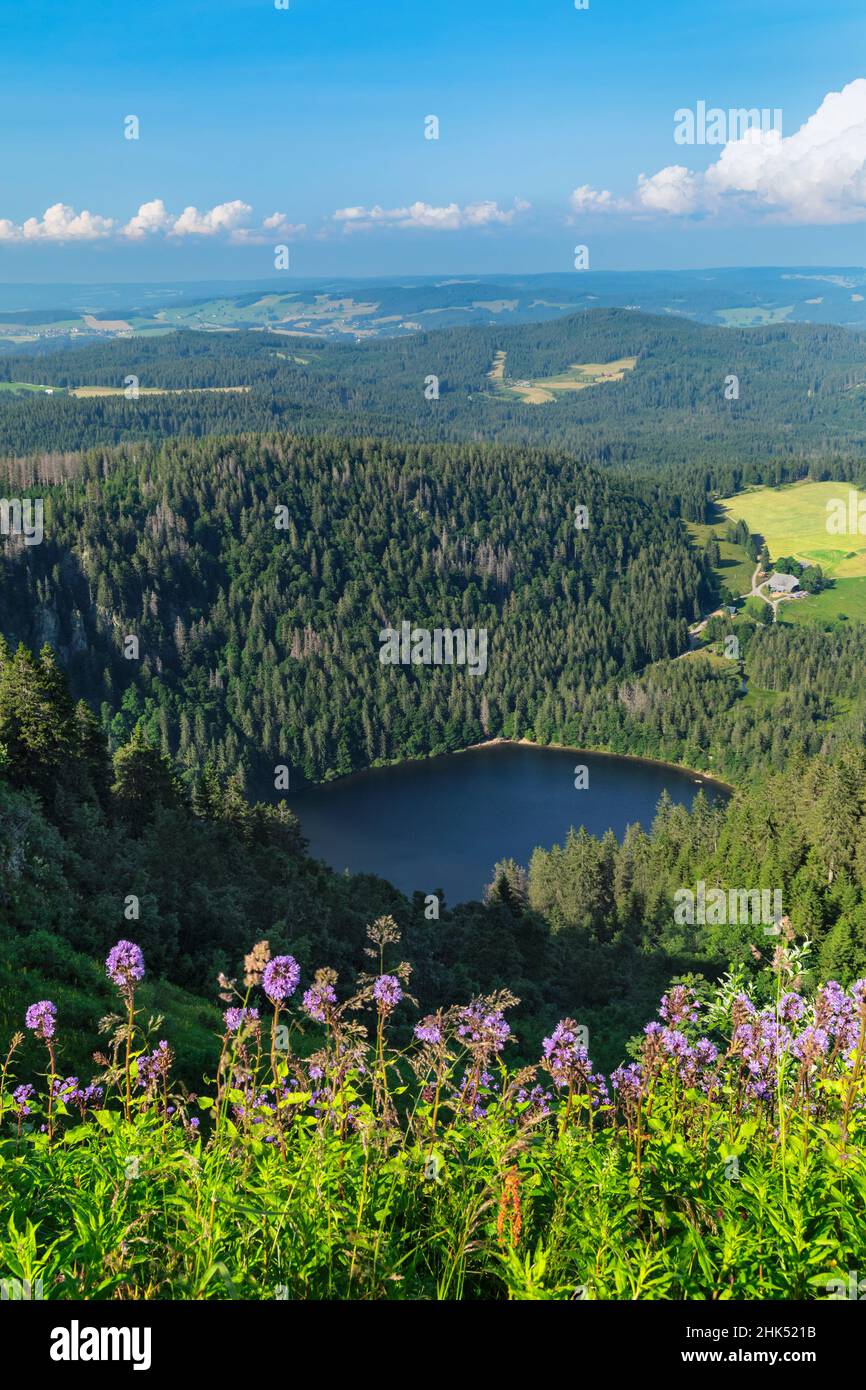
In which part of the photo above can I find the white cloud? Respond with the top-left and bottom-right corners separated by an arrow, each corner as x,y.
122,198 -> 174,239
569,79 -> 866,224
171,200 -> 253,236
0,198 -> 307,245
333,197 -> 530,232
569,185 -> 630,215
231,212 -> 307,244
120,200 -> 305,243
0,203 -> 114,241
635,165 -> 702,215
0,193 -> 526,245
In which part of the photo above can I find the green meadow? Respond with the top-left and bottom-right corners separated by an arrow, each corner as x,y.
777,577 -> 866,627
686,521 -> 754,596
0,381 -> 67,395
489,353 -> 637,405
719,481 -> 866,578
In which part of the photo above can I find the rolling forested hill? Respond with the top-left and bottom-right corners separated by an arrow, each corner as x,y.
3,310 -> 866,521
0,430 -> 706,784
4,267 -> 866,349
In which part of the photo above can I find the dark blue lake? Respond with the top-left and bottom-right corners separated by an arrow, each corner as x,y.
288,743 -> 728,906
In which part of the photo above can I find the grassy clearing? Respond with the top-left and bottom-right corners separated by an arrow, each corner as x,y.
489,356 -> 637,405
777,577 -> 866,628
0,381 -> 66,395
740,686 -> 785,711
487,350 -> 507,382
472,300 -> 518,313
715,305 -> 794,326
68,385 -> 251,398
719,480 -> 866,578
82,315 -> 132,332
686,521 -> 755,595
677,647 -> 732,669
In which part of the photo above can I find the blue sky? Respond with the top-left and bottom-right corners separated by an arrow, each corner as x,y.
1,0 -> 865,280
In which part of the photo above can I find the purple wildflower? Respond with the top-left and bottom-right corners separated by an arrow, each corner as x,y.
372,975 -> 403,1010
457,1003 -> 511,1056
792,1025 -> 830,1064
13,1083 -> 35,1116
611,1062 -> 644,1102
815,981 -> 861,1050
779,992 -> 805,1024
515,1084 -> 553,1120
105,939 -> 145,994
453,1068 -> 498,1121
542,1020 -> 593,1089
302,982 -> 337,1023
414,1015 -> 444,1046
51,1076 -> 81,1102
661,1029 -> 692,1058
641,1020 -> 665,1070
25,1000 -> 56,1040
590,1071 -> 611,1111
137,1040 -> 172,1089
224,1006 -> 260,1033
262,955 -> 301,1003
659,986 -> 699,1028
732,993 -> 756,1024
695,1037 -> 719,1065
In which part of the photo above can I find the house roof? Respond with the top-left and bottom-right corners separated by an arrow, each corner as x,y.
768,572 -> 799,592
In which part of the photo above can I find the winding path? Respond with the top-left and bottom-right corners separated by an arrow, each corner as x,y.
749,564 -> 780,622
686,564 -> 778,652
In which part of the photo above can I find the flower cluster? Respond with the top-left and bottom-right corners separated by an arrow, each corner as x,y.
137,1041 -> 173,1091
659,986 -> 700,1028
9,926 -> 866,1156
262,955 -> 301,1003
414,1015 -> 444,1047
224,1006 -> 260,1034
25,1000 -> 56,1040
13,1083 -> 35,1117
302,983 -> 336,1024
51,1077 -> 103,1116
372,974 -> 403,1011
105,939 -> 145,994
542,1020 -> 593,1090
456,1003 -> 511,1058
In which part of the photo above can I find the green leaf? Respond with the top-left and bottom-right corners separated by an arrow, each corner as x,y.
278,1091 -> 312,1107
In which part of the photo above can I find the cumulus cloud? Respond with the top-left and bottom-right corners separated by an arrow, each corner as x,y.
333,198 -> 530,232
0,192 -> 525,245
569,79 -> 866,224
122,198 -> 174,239
0,203 -> 114,241
0,199 -> 305,244
569,186 -> 630,215
230,212 -> 307,244
635,165 -> 703,215
170,200 -> 252,237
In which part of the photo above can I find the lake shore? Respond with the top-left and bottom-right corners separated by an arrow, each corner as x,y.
288,739 -> 733,901
455,737 -> 736,795
289,736 -> 735,796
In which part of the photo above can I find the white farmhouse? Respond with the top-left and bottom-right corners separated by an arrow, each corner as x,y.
768,572 -> 799,594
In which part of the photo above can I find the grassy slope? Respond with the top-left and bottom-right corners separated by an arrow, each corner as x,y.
686,521 -> 755,595
719,480 -> 866,578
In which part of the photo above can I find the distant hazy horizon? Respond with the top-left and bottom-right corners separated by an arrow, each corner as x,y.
1,262 -> 866,293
